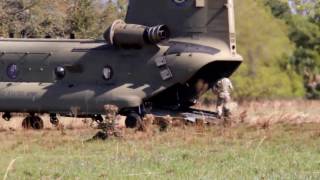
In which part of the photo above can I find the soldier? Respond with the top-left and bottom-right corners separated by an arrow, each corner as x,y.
212,77 -> 234,118
91,105 -> 123,140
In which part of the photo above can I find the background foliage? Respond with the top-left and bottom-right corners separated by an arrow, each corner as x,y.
233,0 -> 305,100
0,0 -> 319,100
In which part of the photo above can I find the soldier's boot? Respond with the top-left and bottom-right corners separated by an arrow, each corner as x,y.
222,107 -> 232,127
92,131 -> 108,140
217,105 -> 223,119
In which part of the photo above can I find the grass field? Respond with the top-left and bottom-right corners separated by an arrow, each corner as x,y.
0,100 -> 320,179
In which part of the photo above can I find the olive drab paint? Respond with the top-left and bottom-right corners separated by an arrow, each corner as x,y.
0,0 -> 242,115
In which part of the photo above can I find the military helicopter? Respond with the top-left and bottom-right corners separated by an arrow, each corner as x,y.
0,0 -> 242,129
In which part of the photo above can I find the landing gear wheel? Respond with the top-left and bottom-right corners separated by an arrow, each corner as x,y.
50,114 -> 59,126
50,118 -> 59,126
125,112 -> 142,128
91,114 -> 104,123
2,112 -> 12,121
22,116 -> 44,130
32,116 -> 44,129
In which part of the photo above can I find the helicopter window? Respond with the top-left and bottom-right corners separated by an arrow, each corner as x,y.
172,0 -> 188,6
103,66 -> 113,80
7,64 -> 19,79
55,66 -> 66,79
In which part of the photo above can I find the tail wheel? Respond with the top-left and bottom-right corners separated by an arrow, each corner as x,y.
22,116 -> 44,130
125,112 -> 142,128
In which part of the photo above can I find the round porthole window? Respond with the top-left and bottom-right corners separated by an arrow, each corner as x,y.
55,66 -> 66,79
172,0 -> 188,6
7,64 -> 19,79
103,66 -> 113,80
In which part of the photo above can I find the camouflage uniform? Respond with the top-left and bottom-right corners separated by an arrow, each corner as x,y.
212,78 -> 234,118
92,105 -> 123,140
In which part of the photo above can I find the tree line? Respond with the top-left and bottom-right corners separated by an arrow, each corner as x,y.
0,0 -> 127,39
230,0 -> 320,100
263,0 -> 320,99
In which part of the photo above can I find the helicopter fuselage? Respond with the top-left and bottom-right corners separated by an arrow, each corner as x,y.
0,37 -> 241,115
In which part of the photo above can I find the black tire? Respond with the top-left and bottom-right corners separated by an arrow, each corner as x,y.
22,116 -> 33,129
125,112 -> 141,128
22,116 -> 44,130
50,118 -> 59,126
2,112 -> 11,121
31,116 -> 44,130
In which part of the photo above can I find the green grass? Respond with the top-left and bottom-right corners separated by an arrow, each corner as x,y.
0,124 -> 320,179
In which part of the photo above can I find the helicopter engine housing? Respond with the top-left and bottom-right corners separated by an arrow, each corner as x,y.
104,20 -> 170,48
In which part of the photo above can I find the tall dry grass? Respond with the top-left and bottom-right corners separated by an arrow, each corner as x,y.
197,100 -> 320,126
0,100 -> 319,131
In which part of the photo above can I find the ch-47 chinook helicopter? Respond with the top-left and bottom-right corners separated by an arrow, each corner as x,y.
0,0 -> 242,129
